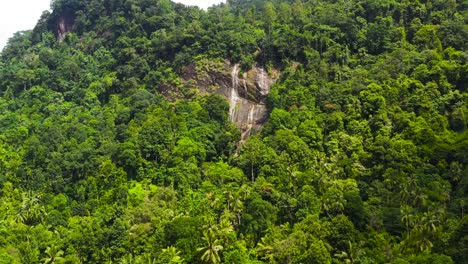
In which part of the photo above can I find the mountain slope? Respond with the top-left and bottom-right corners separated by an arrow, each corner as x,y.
0,0 -> 467,263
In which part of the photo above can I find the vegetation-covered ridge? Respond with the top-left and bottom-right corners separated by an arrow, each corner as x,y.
0,0 -> 467,263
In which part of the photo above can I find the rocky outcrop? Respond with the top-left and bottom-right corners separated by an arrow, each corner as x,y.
225,64 -> 271,141
47,1 -> 78,43
57,15 -> 73,42
185,61 -> 277,141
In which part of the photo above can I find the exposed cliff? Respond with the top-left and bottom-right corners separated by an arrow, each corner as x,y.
56,15 -> 74,42
183,61 -> 277,141
45,0 -> 83,42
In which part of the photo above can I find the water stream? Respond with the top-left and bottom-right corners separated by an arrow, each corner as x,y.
229,64 -> 240,122
227,64 -> 272,142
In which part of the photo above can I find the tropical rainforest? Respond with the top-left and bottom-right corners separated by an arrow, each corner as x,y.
0,0 -> 467,263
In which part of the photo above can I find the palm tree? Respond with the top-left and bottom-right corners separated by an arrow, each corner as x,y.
334,241 -> 364,264
256,237 -> 275,262
224,190 -> 244,226
119,254 -> 135,264
134,253 -> 157,264
205,192 -> 219,209
41,246 -> 64,264
231,194 -> 244,226
197,229 -> 223,264
224,190 -> 234,210
161,246 -> 184,264
400,204 -> 414,236
15,191 -> 46,225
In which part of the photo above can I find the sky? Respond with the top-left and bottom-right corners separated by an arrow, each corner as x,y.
0,0 -> 224,51
0,0 -> 51,50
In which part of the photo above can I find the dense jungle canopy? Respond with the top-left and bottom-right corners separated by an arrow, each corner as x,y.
0,0 -> 467,263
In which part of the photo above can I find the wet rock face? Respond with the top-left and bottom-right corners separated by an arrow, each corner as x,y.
56,14 -> 74,42
182,61 -> 276,141
218,64 -> 275,141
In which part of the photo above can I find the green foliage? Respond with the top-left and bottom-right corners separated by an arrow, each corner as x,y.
0,0 -> 466,262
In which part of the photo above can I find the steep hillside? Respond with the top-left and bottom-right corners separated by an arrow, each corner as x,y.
0,0 -> 467,263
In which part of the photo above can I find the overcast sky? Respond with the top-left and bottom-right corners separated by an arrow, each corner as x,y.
0,0 -> 224,51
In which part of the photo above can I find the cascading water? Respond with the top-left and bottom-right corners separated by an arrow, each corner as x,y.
229,64 -> 240,122
225,63 -> 275,142
240,104 -> 256,141
256,68 -> 271,96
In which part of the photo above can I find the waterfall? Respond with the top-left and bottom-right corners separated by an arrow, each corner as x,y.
256,68 -> 271,96
229,64 -> 240,122
239,104 -> 255,143
225,63 -> 275,143
248,105 -> 255,124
